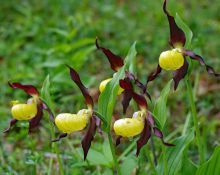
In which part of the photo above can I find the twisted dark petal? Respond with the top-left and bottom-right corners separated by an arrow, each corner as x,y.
136,119 -> 151,156
121,90 -> 132,114
120,79 -> 148,109
8,82 -> 39,96
173,58 -> 189,90
183,50 -> 220,77
163,0 -> 186,47
116,136 -> 122,147
41,100 -> 54,123
96,38 -> 124,71
147,112 -> 155,126
67,65 -> 94,107
81,115 -> 97,160
52,133 -> 67,142
4,119 -> 18,133
125,71 -> 151,100
147,65 -> 162,84
28,104 -> 43,133
153,127 -> 175,146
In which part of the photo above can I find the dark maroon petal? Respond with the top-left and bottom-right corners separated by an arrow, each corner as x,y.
67,65 -> 94,107
125,71 -> 151,100
8,82 -> 39,96
183,50 -> 220,77
3,119 -> 18,133
116,136 -> 122,147
153,127 -> 175,146
41,100 -> 54,123
52,133 -> 68,142
147,112 -> 155,126
173,58 -> 189,90
81,115 -> 97,160
136,119 -> 151,156
120,79 -> 148,109
121,90 -> 132,114
28,104 -> 43,133
147,65 -> 162,84
163,0 -> 186,47
96,38 -> 124,71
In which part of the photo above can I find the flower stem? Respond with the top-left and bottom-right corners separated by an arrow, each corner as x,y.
107,132 -> 121,175
185,78 -> 204,164
162,145 -> 168,175
49,122 -> 65,175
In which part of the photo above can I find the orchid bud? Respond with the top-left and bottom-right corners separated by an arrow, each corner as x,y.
159,49 -> 184,70
55,113 -> 88,134
11,99 -> 37,120
99,78 -> 124,95
113,118 -> 144,137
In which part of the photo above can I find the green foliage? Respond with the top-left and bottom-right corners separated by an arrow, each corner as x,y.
196,146 -> 220,175
157,129 -> 194,175
153,80 -> 172,130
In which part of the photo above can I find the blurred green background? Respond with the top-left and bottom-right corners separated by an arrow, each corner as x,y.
0,0 -> 220,174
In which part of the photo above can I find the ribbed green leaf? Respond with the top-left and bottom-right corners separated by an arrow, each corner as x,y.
41,75 -> 53,108
98,42 -> 137,129
153,80 -> 172,129
157,129 -> 194,175
196,146 -> 220,175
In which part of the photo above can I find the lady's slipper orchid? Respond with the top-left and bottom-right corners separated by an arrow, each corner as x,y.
4,82 -> 54,133
52,65 -> 101,160
147,0 -> 220,90
115,79 -> 174,156
96,38 -> 150,113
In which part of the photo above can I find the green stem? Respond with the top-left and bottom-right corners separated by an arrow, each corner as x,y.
185,78 -> 204,164
162,146 -> 168,175
49,123 -> 65,175
107,132 -> 121,175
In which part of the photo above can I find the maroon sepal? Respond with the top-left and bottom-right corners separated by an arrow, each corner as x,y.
116,136 -> 122,147
147,65 -> 162,84
125,71 -> 151,100
67,65 -> 94,107
153,127 -> 175,146
95,116 -> 103,135
136,119 -> 151,156
183,50 -> 220,78
3,119 -> 18,133
120,79 -> 148,109
96,38 -> 124,71
8,82 -> 39,96
147,112 -> 155,126
52,133 -> 68,142
41,100 -> 55,123
173,58 -> 189,90
163,0 -> 186,47
81,115 -> 98,160
28,103 -> 43,133
121,90 -> 132,114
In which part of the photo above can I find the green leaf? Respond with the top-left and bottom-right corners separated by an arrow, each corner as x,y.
175,13 -> 193,48
181,152 -> 198,175
196,146 -> 220,175
120,157 -> 137,175
153,80 -> 172,129
98,42 -> 137,129
41,75 -> 53,108
157,129 -> 194,175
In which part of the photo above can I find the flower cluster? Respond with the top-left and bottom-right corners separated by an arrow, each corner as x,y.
4,0 -> 219,162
